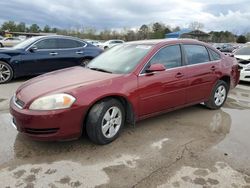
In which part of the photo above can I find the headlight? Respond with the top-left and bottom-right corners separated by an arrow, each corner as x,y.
29,94 -> 76,110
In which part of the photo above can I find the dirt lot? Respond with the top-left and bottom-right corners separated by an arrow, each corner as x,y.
0,78 -> 250,188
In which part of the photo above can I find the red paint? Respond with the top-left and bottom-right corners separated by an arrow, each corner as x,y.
10,39 -> 240,141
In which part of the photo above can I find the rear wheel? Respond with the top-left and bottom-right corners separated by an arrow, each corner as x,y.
0,61 -> 13,84
205,80 -> 228,109
80,58 -> 91,67
86,98 -> 125,145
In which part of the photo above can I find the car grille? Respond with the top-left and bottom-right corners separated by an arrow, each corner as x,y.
237,59 -> 250,65
238,65 -> 243,70
25,128 -> 59,135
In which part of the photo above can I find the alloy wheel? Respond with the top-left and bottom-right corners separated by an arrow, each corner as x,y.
0,63 -> 11,83
101,106 -> 122,138
214,85 -> 226,106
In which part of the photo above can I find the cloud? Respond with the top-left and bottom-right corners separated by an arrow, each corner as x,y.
0,0 -> 249,33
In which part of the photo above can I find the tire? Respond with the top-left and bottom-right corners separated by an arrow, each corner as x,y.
0,61 -> 14,84
205,80 -> 228,110
80,58 -> 91,67
0,43 -> 3,48
104,46 -> 108,50
86,98 -> 125,145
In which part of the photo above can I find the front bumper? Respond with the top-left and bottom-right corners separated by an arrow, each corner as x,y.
10,99 -> 87,141
240,70 -> 250,82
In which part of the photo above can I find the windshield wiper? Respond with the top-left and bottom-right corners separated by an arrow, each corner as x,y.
88,67 -> 113,74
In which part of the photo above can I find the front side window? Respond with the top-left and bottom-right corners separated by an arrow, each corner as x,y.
148,45 -> 182,69
35,39 -> 57,49
184,45 -> 209,65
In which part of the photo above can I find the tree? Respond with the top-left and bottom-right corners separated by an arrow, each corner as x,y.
1,21 -> 17,31
29,24 -> 40,33
43,25 -> 51,33
189,21 -> 204,30
138,24 -> 149,39
237,35 -> 247,43
151,22 -> 166,39
172,26 -> 180,32
16,22 -> 26,32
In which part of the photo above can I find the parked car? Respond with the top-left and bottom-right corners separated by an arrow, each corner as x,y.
0,35 -> 103,83
98,39 -> 125,50
86,39 -> 102,47
0,37 -> 23,47
213,43 -> 234,53
234,45 -> 250,82
10,39 -> 239,144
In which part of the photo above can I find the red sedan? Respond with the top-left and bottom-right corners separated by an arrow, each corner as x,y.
10,39 -> 240,144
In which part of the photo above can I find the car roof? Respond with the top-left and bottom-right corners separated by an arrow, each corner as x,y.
29,35 -> 85,42
126,38 -> 203,46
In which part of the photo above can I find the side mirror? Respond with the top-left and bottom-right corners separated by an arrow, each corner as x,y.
29,45 -> 38,52
146,63 -> 166,73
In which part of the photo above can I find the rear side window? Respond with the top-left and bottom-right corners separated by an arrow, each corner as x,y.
184,45 -> 209,65
208,48 -> 221,61
57,39 -> 84,49
149,45 -> 182,69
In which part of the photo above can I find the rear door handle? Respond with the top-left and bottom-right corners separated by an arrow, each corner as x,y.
76,51 -> 84,54
211,66 -> 216,71
175,72 -> 184,78
49,52 -> 58,56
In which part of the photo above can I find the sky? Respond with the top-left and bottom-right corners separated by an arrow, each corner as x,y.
0,0 -> 250,34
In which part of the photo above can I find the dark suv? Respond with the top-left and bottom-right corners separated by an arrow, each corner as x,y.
0,35 -> 103,83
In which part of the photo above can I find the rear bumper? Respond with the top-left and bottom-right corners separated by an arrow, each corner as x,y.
10,100 -> 87,141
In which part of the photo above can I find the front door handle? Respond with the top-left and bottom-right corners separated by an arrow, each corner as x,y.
76,51 -> 84,54
49,52 -> 58,56
175,72 -> 184,78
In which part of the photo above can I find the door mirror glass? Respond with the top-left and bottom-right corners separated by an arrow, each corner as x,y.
29,45 -> 38,52
146,63 -> 166,73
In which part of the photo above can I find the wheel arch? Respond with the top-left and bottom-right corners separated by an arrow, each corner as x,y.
219,75 -> 231,90
84,95 -> 136,127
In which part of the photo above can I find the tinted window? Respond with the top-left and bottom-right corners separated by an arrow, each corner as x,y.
184,45 -> 209,65
57,39 -> 84,49
36,39 -> 57,49
149,45 -> 182,69
208,48 -> 221,61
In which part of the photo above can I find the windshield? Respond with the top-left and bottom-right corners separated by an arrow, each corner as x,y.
87,44 -> 152,74
235,46 -> 250,55
13,37 -> 39,49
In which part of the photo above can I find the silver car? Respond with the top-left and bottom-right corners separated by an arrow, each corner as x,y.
0,37 -> 22,47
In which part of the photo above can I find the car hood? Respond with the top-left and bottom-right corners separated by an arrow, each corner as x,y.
16,66 -> 122,105
0,47 -> 22,54
235,55 -> 250,61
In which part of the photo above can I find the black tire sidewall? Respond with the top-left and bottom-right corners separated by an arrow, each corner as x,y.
86,99 -> 125,144
0,61 -> 13,84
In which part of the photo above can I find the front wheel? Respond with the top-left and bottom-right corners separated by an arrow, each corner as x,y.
0,61 -> 14,84
205,80 -> 228,109
0,43 -> 3,47
86,98 -> 125,145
